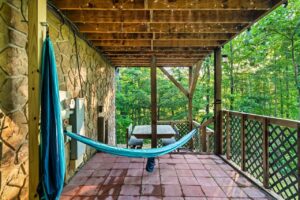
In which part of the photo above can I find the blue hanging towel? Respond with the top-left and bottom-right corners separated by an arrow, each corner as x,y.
39,36 -> 65,200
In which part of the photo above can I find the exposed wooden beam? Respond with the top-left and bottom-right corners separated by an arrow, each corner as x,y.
85,33 -> 233,40
114,62 -> 196,65
110,57 -> 202,61
151,55 -> 157,148
28,0 -> 47,199
189,62 -> 202,97
159,67 -> 189,98
93,40 -> 225,47
102,48 -> 213,52
77,23 -> 245,33
107,53 -> 208,57
116,63 -> 195,67
52,0 -> 279,10
101,47 -> 215,52
65,10 -> 264,23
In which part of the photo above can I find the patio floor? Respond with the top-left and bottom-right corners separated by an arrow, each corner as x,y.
61,153 -> 272,200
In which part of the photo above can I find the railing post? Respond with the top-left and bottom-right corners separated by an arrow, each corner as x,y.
220,110 -> 223,154
201,126 -> 207,152
241,114 -> 246,171
226,111 -> 231,160
297,123 -> 300,199
262,118 -> 270,188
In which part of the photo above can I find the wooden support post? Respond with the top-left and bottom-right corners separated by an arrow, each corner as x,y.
262,118 -> 270,188
226,111 -> 231,159
151,55 -> 157,148
241,114 -> 246,171
28,0 -> 47,199
297,123 -> 300,198
214,47 -> 222,155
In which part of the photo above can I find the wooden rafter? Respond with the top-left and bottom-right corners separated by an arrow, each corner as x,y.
159,67 -> 189,98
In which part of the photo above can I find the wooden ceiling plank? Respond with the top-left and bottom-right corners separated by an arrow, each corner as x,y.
85,33 -> 233,40
65,10 -> 264,23
77,22 -> 245,33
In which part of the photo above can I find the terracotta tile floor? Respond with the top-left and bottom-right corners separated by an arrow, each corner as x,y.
61,153 -> 272,200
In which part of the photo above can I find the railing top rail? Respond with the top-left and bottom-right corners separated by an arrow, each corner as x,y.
192,120 -> 200,127
222,110 -> 300,128
158,120 -> 188,124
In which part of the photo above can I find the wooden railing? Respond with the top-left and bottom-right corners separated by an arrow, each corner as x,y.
221,110 -> 300,200
157,118 -> 216,152
193,118 -> 214,153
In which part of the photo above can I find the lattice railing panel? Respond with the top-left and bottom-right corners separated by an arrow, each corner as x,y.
193,128 -> 201,153
222,113 -> 227,155
230,115 -> 242,165
176,122 -> 190,149
245,119 -> 263,182
269,124 -> 298,200
221,110 -> 300,200
208,131 -> 215,153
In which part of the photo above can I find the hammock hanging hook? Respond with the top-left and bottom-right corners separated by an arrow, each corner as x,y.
40,22 -> 49,37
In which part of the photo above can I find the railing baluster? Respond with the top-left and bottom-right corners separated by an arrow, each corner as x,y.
262,117 -> 270,188
241,114 -> 246,171
226,111 -> 231,160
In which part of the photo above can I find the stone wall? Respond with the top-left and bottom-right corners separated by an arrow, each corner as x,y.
0,0 -> 116,199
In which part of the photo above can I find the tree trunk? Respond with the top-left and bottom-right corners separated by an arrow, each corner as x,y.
285,64 -> 290,118
291,38 -> 300,119
274,77 -> 277,117
280,79 -> 284,118
229,42 -> 235,110
206,62 -> 210,114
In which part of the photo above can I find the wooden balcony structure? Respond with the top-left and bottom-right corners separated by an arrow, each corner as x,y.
27,0 -> 299,199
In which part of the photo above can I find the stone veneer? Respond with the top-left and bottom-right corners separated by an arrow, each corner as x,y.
0,0 -> 116,199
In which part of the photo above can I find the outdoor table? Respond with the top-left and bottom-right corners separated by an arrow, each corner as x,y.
132,125 -> 176,139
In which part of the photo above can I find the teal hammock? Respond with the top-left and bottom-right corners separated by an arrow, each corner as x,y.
65,129 -> 197,158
